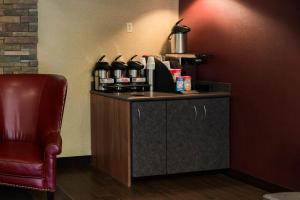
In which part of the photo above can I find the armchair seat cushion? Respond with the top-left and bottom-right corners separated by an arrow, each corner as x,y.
0,142 -> 43,178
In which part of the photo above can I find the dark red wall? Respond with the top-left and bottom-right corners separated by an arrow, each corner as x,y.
180,0 -> 300,190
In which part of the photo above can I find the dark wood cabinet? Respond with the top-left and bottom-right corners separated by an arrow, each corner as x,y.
91,92 -> 230,187
167,98 -> 229,174
131,101 -> 167,177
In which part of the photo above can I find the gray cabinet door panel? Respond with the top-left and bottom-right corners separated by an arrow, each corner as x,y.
131,101 -> 167,177
167,98 -> 229,174
167,99 -> 203,174
192,98 -> 230,171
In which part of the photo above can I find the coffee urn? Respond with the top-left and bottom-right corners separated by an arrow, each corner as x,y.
111,55 -> 130,91
168,18 -> 191,54
93,55 -> 114,91
127,55 -> 146,88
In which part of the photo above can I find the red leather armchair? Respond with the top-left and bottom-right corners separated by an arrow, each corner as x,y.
0,74 -> 67,199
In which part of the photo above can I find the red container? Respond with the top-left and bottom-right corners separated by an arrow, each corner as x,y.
182,76 -> 192,91
170,69 -> 181,82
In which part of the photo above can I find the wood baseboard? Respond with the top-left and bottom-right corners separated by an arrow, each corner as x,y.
226,169 -> 292,193
57,156 -> 92,168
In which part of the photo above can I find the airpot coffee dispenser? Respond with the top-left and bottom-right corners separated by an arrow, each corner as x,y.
93,55 -> 114,91
127,55 -> 146,83
168,18 -> 191,54
111,55 -> 130,84
111,55 -> 130,91
127,55 -> 147,91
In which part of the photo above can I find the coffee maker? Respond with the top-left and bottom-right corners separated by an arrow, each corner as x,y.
93,55 -> 114,91
111,55 -> 130,91
127,55 -> 146,90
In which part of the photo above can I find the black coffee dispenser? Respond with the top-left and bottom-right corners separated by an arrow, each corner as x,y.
127,55 -> 146,91
93,55 -> 114,91
111,55 -> 130,91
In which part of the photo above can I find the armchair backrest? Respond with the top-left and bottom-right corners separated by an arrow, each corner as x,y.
0,74 -> 67,143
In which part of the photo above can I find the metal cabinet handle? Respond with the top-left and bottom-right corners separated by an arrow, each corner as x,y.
193,105 -> 198,120
203,105 -> 207,120
137,108 -> 141,120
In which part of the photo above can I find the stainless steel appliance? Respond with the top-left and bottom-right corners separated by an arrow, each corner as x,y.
168,19 -> 191,54
127,55 -> 146,88
111,55 -> 130,91
93,55 -> 114,91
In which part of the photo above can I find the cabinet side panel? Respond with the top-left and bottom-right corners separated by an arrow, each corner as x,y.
90,94 -> 131,186
90,94 -> 99,167
112,99 -> 131,186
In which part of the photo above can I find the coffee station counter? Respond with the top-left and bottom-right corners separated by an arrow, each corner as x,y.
90,81 -> 231,187
90,81 -> 231,101
91,90 -> 230,102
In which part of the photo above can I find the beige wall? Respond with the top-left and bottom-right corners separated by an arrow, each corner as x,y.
38,0 -> 179,157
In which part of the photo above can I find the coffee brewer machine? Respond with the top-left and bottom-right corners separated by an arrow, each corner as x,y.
127,55 -> 146,90
111,55 -> 130,91
93,55 -> 114,91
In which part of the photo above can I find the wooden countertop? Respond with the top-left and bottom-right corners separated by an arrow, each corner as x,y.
90,90 -> 231,102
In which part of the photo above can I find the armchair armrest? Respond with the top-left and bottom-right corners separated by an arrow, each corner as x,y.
42,132 -> 62,157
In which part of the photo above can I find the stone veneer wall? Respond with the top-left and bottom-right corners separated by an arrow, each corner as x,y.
0,0 -> 38,74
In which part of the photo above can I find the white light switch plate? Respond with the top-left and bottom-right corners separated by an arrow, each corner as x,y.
126,22 -> 133,33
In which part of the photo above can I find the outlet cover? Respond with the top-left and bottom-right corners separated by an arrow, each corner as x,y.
126,22 -> 133,33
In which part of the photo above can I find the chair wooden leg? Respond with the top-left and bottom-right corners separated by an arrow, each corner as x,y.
47,191 -> 55,200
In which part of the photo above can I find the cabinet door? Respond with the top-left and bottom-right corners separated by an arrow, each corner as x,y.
167,98 -> 229,174
131,101 -> 166,177
194,98 -> 230,171
167,99 -> 202,174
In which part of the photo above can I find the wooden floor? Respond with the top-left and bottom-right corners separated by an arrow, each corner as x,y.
46,166 -> 267,200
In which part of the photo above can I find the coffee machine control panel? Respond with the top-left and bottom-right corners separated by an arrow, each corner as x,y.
115,77 -> 130,83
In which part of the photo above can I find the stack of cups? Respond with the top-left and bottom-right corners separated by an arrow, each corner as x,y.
146,56 -> 155,91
